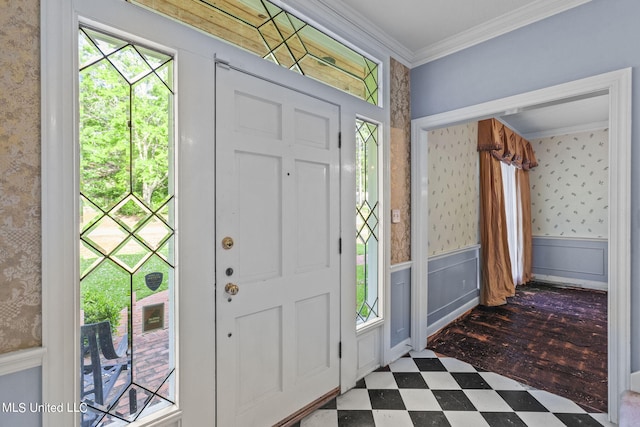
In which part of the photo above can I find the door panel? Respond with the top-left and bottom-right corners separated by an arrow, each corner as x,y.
216,66 -> 341,427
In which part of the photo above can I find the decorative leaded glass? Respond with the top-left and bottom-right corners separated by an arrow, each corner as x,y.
128,0 -> 379,105
356,119 -> 379,325
78,27 -> 175,426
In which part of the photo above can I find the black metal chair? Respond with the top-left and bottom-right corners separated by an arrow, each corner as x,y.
80,321 -> 129,407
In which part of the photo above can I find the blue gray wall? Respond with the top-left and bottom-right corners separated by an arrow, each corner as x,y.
411,0 -> 640,371
427,247 -> 479,326
390,267 -> 411,347
0,367 -> 42,427
532,237 -> 608,283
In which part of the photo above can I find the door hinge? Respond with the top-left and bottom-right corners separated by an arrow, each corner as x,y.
338,238 -> 342,254
338,132 -> 342,149
339,341 -> 342,359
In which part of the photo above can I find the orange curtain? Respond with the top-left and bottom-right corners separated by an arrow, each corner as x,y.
477,119 -> 537,305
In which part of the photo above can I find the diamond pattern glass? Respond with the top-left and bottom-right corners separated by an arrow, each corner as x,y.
79,27 -> 175,426
128,0 -> 380,105
356,119 -> 379,325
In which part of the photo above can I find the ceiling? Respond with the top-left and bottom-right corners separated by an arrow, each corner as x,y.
498,93 -> 610,139
314,0 -> 591,66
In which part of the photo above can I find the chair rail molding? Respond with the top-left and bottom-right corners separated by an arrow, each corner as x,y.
0,347 -> 46,377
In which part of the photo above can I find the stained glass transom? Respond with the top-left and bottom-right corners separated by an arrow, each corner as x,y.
79,26 -> 175,426
128,0 -> 379,105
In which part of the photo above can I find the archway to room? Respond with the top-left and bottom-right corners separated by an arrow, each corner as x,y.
411,69 -> 631,424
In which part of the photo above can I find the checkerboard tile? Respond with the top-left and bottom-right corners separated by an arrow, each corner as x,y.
297,351 -> 612,427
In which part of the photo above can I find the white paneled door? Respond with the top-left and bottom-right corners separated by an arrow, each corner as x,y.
215,66 -> 341,426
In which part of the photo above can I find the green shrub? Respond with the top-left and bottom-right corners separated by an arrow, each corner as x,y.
83,289 -> 121,331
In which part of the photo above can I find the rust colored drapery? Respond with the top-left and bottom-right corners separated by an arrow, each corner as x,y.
478,119 -> 537,306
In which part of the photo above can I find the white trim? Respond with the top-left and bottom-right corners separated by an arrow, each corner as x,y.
410,115 -> 429,352
0,348 -> 46,377
411,68 -> 631,424
532,235 -> 608,243
411,0 -> 592,67
426,298 -> 479,338
41,0 -> 78,425
387,338 -> 413,363
428,244 -> 481,262
390,261 -> 413,274
522,119 -> 609,140
534,274 -> 608,292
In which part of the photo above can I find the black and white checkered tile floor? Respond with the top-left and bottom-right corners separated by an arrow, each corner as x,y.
297,349 -> 612,427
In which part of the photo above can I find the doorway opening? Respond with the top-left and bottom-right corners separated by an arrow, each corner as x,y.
411,69 -> 631,423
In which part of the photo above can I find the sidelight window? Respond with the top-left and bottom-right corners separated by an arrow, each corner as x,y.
78,26 -> 176,426
356,119 -> 380,326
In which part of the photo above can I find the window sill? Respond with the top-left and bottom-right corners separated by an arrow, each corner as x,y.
356,317 -> 384,336
129,406 -> 182,427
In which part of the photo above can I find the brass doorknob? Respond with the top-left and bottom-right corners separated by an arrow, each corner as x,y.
225,283 -> 239,295
222,236 -> 234,250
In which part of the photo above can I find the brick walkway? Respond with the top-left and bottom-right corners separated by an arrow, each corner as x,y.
110,291 -> 173,413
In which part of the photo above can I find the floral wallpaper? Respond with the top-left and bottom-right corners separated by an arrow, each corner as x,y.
529,129 -> 609,238
0,0 -> 42,354
427,122 -> 479,256
390,58 -> 411,265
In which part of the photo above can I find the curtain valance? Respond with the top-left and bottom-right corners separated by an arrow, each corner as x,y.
478,118 -> 538,170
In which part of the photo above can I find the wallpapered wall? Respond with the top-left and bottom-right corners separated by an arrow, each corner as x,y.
427,122 -> 479,256
529,129 -> 609,238
0,0 -> 42,354
390,59 -> 411,265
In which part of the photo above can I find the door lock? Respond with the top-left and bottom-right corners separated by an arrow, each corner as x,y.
222,236 -> 234,250
224,283 -> 239,296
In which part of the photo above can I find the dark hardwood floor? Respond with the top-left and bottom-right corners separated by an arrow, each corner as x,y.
427,282 -> 608,413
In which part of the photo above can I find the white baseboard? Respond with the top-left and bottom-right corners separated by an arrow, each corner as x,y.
426,297 -> 479,338
534,274 -> 608,291
387,338 -> 413,365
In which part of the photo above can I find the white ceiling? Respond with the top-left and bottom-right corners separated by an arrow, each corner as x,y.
313,0 -> 591,66
498,94 -> 609,139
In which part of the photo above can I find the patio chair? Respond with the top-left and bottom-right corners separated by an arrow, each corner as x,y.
80,320 -> 129,407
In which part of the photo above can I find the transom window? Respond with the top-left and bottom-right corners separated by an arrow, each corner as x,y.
128,0 -> 379,105
78,26 -> 176,426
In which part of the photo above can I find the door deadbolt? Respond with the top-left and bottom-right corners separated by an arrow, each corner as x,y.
222,236 -> 234,250
225,283 -> 239,296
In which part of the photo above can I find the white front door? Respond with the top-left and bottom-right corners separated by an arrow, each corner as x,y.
215,66 -> 341,426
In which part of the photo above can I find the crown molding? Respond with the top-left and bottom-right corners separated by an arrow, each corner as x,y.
279,0 -> 414,66
281,0 -> 592,68
521,120 -> 609,140
410,0 -> 592,67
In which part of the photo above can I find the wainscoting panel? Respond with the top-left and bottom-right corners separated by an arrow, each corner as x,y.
532,237 -> 608,283
0,367 -> 42,426
427,246 -> 480,326
390,266 -> 411,348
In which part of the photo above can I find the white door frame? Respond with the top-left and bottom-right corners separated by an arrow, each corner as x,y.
411,68 -> 631,423
41,1 -> 388,425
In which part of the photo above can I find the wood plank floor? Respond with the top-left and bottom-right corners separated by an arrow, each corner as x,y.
427,282 -> 608,413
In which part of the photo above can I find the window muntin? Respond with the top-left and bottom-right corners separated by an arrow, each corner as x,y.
356,119 -> 380,326
129,0 -> 379,105
79,26 -> 176,425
